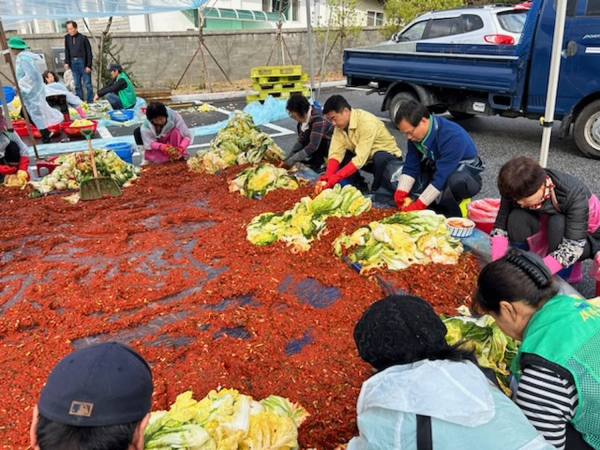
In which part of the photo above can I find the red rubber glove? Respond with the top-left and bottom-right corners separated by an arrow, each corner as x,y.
394,190 -> 408,209
18,156 -> 30,181
319,158 -> 340,183
402,198 -> 427,213
0,164 -> 17,175
325,162 -> 358,189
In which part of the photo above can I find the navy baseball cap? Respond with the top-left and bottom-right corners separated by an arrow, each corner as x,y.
38,342 -> 153,426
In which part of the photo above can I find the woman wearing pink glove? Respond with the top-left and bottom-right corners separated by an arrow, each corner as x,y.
490,156 -> 600,283
134,102 -> 192,164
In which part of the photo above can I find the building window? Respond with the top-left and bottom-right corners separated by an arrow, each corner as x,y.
367,11 -> 384,26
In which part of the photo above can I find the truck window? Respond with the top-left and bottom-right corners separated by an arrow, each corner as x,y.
426,17 -> 462,39
461,14 -> 484,32
586,0 -> 600,15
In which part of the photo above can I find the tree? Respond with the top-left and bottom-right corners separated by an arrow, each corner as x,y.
314,0 -> 364,73
381,0 -> 465,40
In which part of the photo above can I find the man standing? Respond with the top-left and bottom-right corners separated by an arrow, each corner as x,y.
394,99 -> 484,217
320,95 -> 403,194
64,20 -> 94,103
94,63 -> 137,110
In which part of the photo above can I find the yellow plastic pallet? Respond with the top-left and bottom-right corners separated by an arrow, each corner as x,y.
251,73 -> 309,84
252,81 -> 306,92
246,89 -> 311,103
250,65 -> 303,78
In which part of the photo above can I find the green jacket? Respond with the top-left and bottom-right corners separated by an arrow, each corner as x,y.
116,72 -> 136,110
516,294 -> 600,449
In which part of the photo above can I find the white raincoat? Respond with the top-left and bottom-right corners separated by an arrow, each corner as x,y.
44,81 -> 82,108
347,360 -> 554,450
15,51 -> 63,129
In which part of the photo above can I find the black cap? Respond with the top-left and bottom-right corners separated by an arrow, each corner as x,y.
354,295 -> 448,370
107,63 -> 122,72
38,342 -> 153,426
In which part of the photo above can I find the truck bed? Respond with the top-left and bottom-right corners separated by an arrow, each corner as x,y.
343,41 -> 524,93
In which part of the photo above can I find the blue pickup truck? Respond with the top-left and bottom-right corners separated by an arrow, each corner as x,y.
343,0 -> 600,158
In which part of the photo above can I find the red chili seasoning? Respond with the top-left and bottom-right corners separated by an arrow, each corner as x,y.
0,163 -> 480,449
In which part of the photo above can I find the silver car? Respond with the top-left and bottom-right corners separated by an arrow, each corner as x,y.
390,5 -> 528,45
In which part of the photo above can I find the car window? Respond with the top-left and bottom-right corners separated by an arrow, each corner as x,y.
399,20 -> 429,41
496,10 -> 528,33
425,17 -> 463,39
461,14 -> 484,32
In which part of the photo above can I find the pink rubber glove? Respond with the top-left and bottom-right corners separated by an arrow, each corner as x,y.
543,254 -> 564,275
402,198 -> 427,213
179,137 -> 191,151
490,235 -> 509,261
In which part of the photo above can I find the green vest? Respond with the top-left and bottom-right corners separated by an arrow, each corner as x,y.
116,72 -> 136,109
515,294 -> 600,449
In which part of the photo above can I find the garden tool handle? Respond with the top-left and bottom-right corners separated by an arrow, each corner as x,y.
81,127 -> 98,179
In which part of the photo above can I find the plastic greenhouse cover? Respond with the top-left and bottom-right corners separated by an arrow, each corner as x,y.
1,0 -> 209,24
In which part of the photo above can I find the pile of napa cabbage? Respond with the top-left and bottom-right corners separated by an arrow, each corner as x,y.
334,210 -> 463,272
247,184 -> 371,252
229,163 -> 299,198
144,389 -> 309,450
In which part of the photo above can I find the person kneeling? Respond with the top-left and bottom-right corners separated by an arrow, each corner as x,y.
134,102 -> 192,164
348,294 -> 553,450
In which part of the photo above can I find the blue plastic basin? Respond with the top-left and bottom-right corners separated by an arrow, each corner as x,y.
105,142 -> 133,164
0,86 -> 15,105
109,109 -> 134,122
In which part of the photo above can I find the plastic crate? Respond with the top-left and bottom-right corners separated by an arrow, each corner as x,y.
251,73 -> 308,84
250,65 -> 302,78
252,80 -> 306,92
246,89 -> 311,103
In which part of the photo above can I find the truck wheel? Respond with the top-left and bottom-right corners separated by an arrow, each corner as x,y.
574,100 -> 600,159
389,91 -> 418,124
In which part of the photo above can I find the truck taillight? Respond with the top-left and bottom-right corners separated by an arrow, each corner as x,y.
484,34 -> 515,45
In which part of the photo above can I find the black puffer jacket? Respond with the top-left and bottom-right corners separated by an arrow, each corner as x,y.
494,168 -> 592,242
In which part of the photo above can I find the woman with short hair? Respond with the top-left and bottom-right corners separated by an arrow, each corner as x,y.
491,155 -> 600,282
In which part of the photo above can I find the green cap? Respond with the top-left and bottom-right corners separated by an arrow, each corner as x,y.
7,36 -> 29,50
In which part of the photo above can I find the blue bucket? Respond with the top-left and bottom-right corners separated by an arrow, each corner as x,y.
0,86 -> 15,105
105,142 -> 133,164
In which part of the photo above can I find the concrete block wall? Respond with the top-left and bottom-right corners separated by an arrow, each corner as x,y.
1,28 -> 384,89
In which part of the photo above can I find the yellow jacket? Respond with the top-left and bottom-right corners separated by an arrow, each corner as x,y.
328,109 -> 402,169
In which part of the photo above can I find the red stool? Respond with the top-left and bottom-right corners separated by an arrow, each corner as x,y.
36,157 -> 59,177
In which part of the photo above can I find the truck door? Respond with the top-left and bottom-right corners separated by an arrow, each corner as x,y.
526,0 -> 581,117
560,0 -> 600,115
